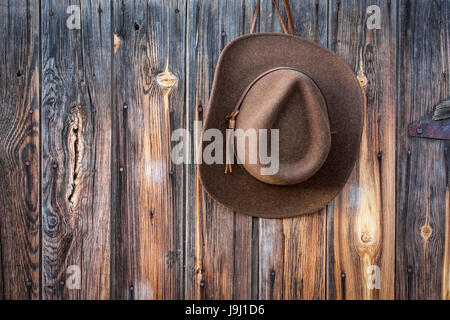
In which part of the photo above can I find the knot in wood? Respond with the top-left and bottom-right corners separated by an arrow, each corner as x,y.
156,71 -> 178,91
361,232 -> 371,244
357,74 -> 368,89
421,225 -> 432,239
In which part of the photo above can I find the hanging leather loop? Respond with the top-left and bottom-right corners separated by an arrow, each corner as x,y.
249,0 -> 262,34
249,0 -> 296,35
281,0 -> 296,35
271,0 -> 289,34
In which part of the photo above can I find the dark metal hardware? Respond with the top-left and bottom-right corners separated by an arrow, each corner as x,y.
409,100 -> 450,141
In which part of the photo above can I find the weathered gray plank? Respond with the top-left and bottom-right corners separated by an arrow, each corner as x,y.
257,0 -> 328,300
185,0 -> 257,300
0,0 -> 40,300
111,0 -> 186,299
396,0 -> 449,300
41,0 -> 112,299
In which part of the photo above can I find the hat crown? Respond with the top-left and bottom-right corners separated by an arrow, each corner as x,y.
235,69 -> 331,185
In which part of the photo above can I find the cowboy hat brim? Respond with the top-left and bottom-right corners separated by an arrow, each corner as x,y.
199,33 -> 363,218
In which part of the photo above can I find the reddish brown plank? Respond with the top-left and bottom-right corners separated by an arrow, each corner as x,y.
0,0 -> 40,300
444,186 -> 450,299
111,0 -> 186,299
326,0 -> 397,300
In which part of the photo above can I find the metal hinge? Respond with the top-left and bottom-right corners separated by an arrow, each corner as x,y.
409,100 -> 450,141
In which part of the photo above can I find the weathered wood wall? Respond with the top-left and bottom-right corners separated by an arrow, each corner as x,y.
396,0 -> 449,300
0,0 -> 449,300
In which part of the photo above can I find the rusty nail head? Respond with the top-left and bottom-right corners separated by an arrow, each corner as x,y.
49,11 -> 54,16
417,123 -> 423,134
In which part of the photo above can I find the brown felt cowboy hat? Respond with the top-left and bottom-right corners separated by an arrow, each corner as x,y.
199,0 -> 363,218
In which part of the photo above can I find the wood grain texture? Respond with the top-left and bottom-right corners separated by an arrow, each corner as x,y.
111,0 -> 186,300
326,0 -> 397,300
444,184 -> 450,299
0,0 -> 40,300
41,0 -> 112,299
257,0 -> 328,300
396,0 -> 449,300
1,0 -> 450,301
185,0 -> 256,300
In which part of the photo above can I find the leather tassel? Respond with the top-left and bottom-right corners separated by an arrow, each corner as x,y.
225,120 -> 235,174
225,110 -> 240,174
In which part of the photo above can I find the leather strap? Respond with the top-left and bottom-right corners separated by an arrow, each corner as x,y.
249,0 -> 261,34
271,0 -> 289,34
249,0 -> 296,35
281,0 -> 296,35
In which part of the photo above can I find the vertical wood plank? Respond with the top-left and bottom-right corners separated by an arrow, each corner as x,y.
41,0 -> 112,299
111,0 -> 186,299
396,0 -> 449,300
257,0 -> 328,300
444,185 -> 450,299
326,0 -> 397,300
185,0 -> 256,300
0,0 -> 40,300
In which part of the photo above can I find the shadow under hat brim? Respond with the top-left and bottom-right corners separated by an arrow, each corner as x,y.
200,33 -> 363,219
